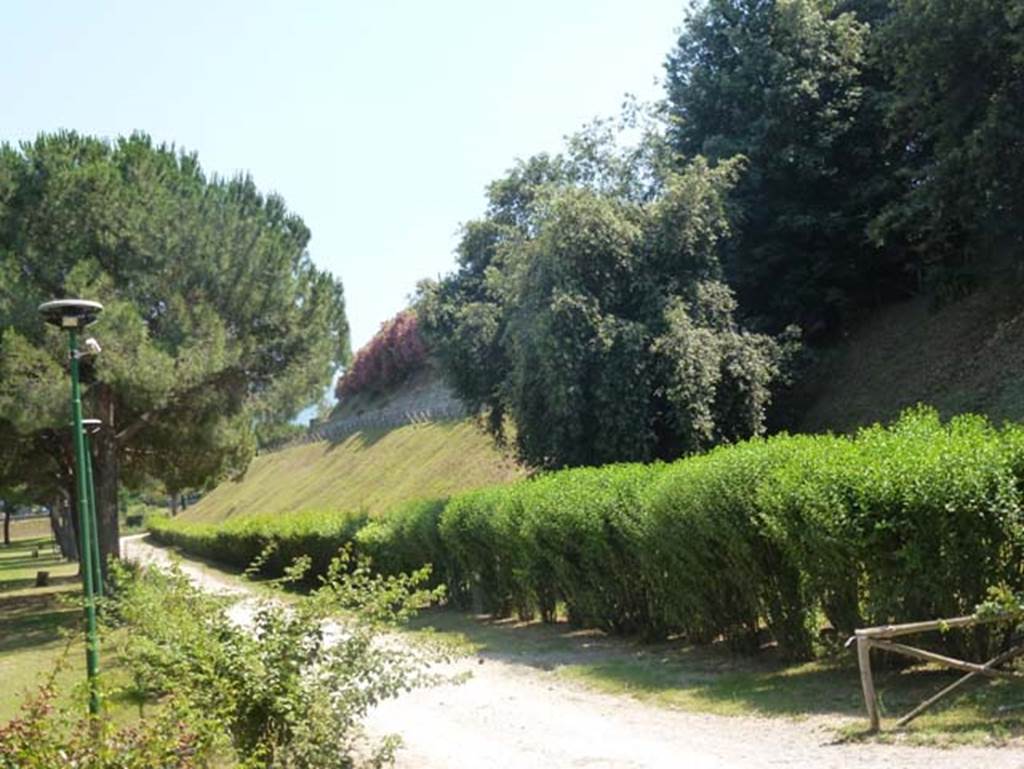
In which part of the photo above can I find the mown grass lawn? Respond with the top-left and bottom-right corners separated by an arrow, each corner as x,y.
0,535 -> 83,719
0,534 -> 144,724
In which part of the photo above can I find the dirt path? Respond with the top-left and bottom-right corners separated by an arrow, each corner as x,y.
122,536 -> 1024,769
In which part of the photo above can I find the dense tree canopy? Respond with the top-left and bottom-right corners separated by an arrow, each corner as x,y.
871,0 -> 1024,280
420,118 -> 794,468
665,0 -> 1024,327
0,131 -> 349,561
665,0 -> 904,334
424,0 -> 1023,465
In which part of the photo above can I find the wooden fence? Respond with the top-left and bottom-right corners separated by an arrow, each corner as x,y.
848,612 -> 1024,731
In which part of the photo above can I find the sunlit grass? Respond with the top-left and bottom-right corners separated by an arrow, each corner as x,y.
179,420 -> 523,523
0,536 -> 138,723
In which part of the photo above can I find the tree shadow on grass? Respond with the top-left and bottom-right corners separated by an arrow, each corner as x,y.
326,425 -> 398,452
0,574 -> 79,594
0,587 -> 82,654
0,553 -> 72,571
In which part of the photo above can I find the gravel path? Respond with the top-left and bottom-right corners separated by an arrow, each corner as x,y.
123,536 -> 1024,769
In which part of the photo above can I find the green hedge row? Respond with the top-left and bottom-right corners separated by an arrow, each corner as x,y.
149,509 -> 368,581
151,409 -> 1024,659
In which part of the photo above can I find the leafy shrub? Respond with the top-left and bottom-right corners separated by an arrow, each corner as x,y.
648,444 -> 766,648
435,408 -> 1024,658
0,682 -> 208,769
842,411 -> 1024,638
439,487 -> 532,617
105,552 -> 445,768
354,498 -> 451,586
155,408 -> 1024,661
516,464 -> 666,632
754,410 -> 1024,657
753,433 -> 862,635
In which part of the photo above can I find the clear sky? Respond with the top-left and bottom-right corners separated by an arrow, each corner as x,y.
2,0 -> 687,353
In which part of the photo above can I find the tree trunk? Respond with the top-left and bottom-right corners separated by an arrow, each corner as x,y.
66,480 -> 83,569
50,494 -> 78,561
93,386 -> 120,577
3,509 -> 10,546
169,494 -> 179,516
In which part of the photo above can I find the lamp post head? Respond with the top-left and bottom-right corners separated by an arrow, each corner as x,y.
38,299 -> 103,329
81,418 -> 103,435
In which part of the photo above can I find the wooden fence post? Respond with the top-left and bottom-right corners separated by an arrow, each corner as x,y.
857,636 -> 880,732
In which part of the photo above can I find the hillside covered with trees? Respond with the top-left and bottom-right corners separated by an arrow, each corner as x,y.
419,0 -> 1024,468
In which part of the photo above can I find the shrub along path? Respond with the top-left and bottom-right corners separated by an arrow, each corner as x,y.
122,535 -> 1024,769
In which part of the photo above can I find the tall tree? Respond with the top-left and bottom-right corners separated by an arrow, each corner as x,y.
420,117 -> 794,468
665,0 -> 901,334
0,132 -> 350,567
871,0 -> 1024,283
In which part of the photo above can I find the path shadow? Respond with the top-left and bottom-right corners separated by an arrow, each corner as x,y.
405,608 -> 1024,729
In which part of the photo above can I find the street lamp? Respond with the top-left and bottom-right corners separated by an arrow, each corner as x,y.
38,298 -> 103,716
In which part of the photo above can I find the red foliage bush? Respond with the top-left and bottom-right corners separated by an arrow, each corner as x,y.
336,310 -> 427,398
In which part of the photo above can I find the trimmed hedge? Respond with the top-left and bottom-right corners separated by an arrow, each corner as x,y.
643,437 -> 816,655
151,408 -> 1024,660
354,498 -> 450,587
431,408 -> 1024,658
149,509 -> 368,581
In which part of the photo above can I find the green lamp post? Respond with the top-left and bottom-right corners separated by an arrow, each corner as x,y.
38,299 -> 103,716
82,418 -> 104,600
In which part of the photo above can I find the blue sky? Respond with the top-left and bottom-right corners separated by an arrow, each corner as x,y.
3,0 -> 687,352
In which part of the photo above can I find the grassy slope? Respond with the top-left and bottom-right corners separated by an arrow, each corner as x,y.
793,282 -> 1024,434
180,419 -> 524,524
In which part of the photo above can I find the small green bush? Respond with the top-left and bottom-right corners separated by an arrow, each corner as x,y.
516,463 -> 666,632
0,683 -> 209,769
644,438 -> 816,657
846,411 -> 1024,656
104,552 -> 445,768
754,433 -> 862,635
